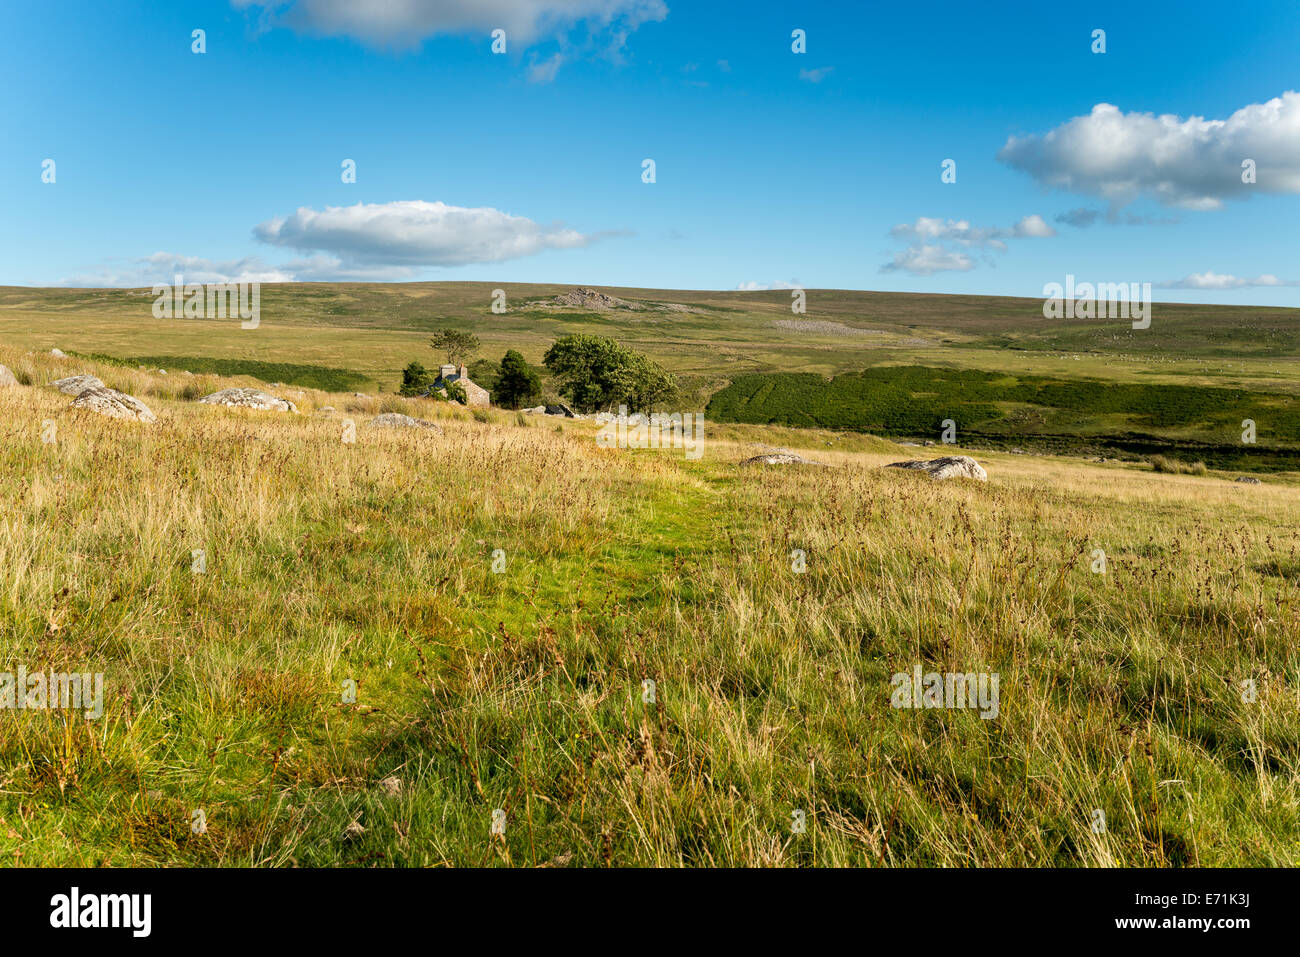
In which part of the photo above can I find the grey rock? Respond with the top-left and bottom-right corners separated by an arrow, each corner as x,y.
199,388 -> 298,413
739,452 -> 827,467
886,455 -> 987,481
49,348 -> 67,358
368,412 -> 442,432
71,386 -> 157,423
1235,476 -> 1263,484
52,374 -> 105,395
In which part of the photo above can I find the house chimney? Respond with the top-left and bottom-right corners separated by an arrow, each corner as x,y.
458,364 -> 468,378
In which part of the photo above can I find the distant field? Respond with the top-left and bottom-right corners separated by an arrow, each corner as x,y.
2,282 -> 1298,463
707,367 -> 1300,471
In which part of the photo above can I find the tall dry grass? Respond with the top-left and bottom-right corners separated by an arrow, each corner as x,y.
0,346 -> 1297,866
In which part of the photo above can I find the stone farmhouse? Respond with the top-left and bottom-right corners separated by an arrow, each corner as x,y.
427,364 -> 490,407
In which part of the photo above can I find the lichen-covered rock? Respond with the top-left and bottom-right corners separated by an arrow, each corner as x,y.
739,452 -> 827,467
70,387 -> 157,423
886,455 -> 987,481
368,412 -> 442,432
49,348 -> 67,358
1235,476 -> 1263,485
52,374 -> 105,395
0,365 -> 17,387
199,388 -> 298,413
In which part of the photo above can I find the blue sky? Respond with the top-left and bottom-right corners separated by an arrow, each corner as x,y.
3,0 -> 1299,304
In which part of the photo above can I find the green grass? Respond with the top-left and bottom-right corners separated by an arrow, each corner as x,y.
68,351 -> 369,392
707,366 -> 1300,470
1,345 -> 1298,866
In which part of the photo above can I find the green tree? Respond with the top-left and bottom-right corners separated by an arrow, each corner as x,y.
399,361 -> 434,396
430,330 -> 481,366
445,381 -> 468,405
493,350 -> 542,409
542,334 -> 676,413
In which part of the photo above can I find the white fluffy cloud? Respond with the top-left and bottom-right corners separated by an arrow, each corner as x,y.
998,92 -> 1300,209
233,0 -> 667,52
253,200 -> 597,272
1156,271 -> 1298,290
59,201 -> 603,285
1012,213 -> 1056,238
880,245 -> 974,276
883,214 -> 1052,274
889,215 -> 1055,251
60,253 -> 294,287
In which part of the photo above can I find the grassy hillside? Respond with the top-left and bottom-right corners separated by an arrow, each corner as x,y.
4,282 -> 1300,400
707,367 -> 1300,470
1,347 -> 1298,866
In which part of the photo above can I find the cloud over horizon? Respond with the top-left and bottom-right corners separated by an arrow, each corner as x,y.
252,200 -> 601,276
999,92 -> 1300,210
1156,271 -> 1300,290
882,214 -> 1054,274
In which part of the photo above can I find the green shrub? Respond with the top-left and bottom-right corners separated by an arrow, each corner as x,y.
399,361 -> 434,396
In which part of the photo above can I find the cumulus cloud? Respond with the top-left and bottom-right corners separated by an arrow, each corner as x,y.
59,253 -> 294,287
60,201 -> 608,285
890,217 -> 1007,250
880,245 -> 974,276
1156,271 -> 1299,290
998,92 -> 1300,209
1012,214 -> 1056,238
232,0 -> 667,54
889,214 -> 1055,250
882,214 -> 1052,274
253,200 -> 599,273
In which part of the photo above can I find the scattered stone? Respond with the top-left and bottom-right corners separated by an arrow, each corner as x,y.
1235,476 -> 1263,484
922,440 -> 936,447
71,387 -> 157,423
522,406 -> 547,415
550,287 -> 628,310
52,374 -> 105,395
157,369 -> 167,375
545,403 -> 577,418
368,412 -> 442,432
49,348 -> 66,358
0,365 -> 17,387
319,405 -> 336,413
886,455 -> 987,481
199,388 -> 298,413
739,452 -> 827,467
377,776 -> 403,798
